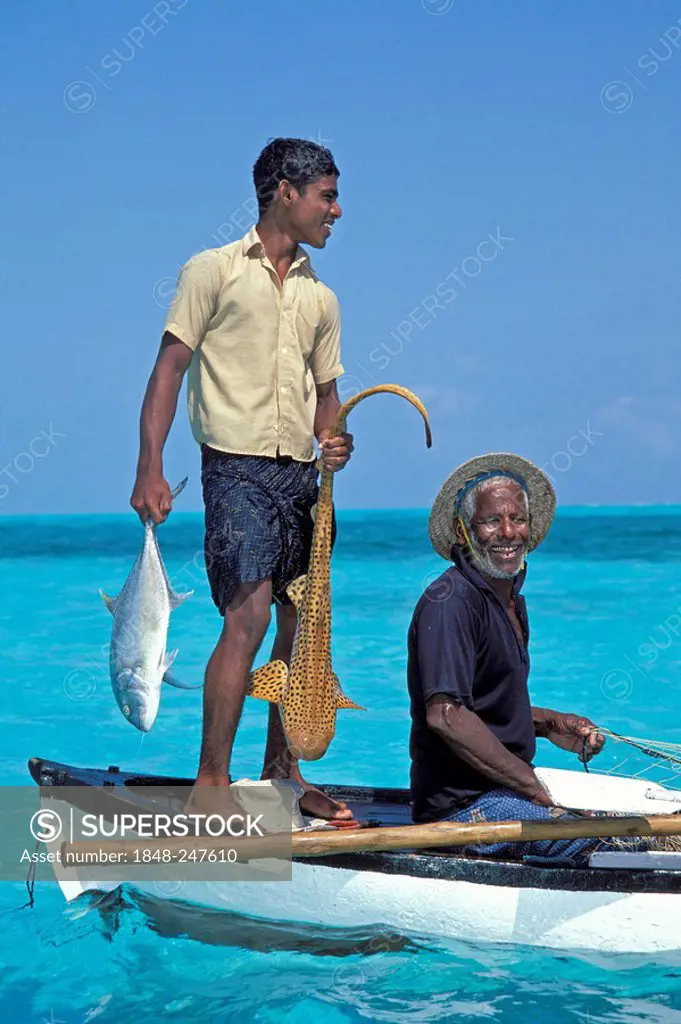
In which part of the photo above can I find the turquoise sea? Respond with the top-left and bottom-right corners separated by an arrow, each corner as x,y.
2,508 -> 681,1023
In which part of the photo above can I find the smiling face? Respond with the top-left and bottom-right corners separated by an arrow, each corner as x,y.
279,174 -> 341,249
457,479 -> 530,580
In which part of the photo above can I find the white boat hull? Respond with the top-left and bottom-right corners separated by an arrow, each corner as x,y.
49,767 -> 681,954
59,861 -> 681,954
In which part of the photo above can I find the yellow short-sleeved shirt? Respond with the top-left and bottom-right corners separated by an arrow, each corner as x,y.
165,226 -> 344,462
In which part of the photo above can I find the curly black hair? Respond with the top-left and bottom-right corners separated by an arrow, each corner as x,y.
253,138 -> 340,216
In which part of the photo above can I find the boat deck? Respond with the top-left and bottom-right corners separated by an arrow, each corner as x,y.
28,757 -> 681,893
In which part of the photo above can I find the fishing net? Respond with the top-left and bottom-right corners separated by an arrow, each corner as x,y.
583,728 -> 681,792
582,729 -> 681,851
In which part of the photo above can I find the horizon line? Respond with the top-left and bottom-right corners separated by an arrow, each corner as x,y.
3,503 -> 681,520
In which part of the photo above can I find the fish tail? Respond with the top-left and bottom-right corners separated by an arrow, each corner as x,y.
170,477 -> 189,502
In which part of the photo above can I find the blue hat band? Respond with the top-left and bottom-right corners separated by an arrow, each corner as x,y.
453,470 -> 528,514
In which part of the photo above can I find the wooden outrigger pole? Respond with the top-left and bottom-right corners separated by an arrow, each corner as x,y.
60,812 -> 681,865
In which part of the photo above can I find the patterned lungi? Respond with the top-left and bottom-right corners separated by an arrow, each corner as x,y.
201,445 -> 333,614
439,788 -> 633,865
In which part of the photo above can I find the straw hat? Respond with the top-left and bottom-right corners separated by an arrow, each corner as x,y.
428,452 -> 556,561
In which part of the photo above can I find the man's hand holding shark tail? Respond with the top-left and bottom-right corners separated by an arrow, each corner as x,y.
318,429 -> 354,472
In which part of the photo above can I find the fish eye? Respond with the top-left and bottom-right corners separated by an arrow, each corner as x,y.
123,704 -> 131,716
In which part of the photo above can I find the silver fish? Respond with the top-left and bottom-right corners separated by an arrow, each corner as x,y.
100,478 -> 197,732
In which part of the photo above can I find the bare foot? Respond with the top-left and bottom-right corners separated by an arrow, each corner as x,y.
298,784 -> 354,822
261,764 -> 354,822
184,775 -> 243,819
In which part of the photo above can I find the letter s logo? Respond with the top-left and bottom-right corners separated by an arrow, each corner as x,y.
30,809 -> 63,842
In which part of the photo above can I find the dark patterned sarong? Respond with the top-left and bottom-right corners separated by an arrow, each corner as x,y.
201,446 -> 327,614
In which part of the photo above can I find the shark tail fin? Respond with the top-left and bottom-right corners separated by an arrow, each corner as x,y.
100,589 -> 118,615
285,575 -> 307,609
248,660 -> 289,703
333,673 -> 365,711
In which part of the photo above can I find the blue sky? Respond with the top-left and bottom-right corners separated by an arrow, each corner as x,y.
2,0 -> 680,514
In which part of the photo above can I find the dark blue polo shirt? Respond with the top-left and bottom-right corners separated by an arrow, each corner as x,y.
407,545 -> 536,823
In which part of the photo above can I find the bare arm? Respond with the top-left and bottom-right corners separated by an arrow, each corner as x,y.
314,379 -> 353,472
426,696 -> 554,805
532,705 -> 605,759
531,706 -> 557,738
313,379 -> 342,439
130,331 -> 193,524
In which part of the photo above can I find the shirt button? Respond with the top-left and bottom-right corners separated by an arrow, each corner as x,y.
280,386 -> 288,393
281,347 -> 288,354
274,424 -> 279,432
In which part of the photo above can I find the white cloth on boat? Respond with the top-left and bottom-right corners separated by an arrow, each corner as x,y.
231,778 -> 337,833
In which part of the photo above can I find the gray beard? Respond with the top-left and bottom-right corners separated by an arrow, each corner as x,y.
468,535 -> 527,580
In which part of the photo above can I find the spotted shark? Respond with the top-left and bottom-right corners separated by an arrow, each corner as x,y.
247,385 -> 432,760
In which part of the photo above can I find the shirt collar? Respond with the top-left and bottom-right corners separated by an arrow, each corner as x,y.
241,226 -> 314,275
451,543 -> 527,598
241,225 -> 262,256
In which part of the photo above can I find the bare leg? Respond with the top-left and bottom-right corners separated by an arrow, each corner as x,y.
193,580 -> 272,796
260,604 -> 353,821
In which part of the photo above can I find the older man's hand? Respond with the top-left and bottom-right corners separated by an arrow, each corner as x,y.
318,430 -> 354,473
545,713 -> 606,761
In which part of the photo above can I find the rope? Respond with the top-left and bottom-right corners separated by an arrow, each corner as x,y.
580,736 -> 590,772
0,840 -> 38,917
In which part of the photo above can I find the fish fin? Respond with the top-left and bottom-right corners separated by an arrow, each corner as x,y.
333,673 -> 365,711
163,668 -> 203,690
285,575 -> 307,608
162,649 -> 179,672
335,693 -> 366,711
99,590 -> 118,615
169,588 -> 193,610
310,502 -> 317,523
248,660 -> 289,703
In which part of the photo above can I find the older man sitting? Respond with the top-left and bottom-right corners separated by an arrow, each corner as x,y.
407,452 -> 608,863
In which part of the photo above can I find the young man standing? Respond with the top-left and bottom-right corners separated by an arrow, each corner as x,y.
130,138 -> 353,819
